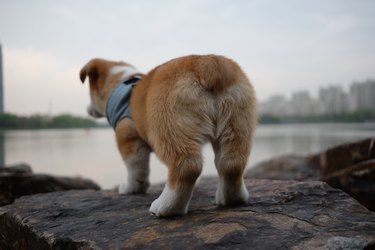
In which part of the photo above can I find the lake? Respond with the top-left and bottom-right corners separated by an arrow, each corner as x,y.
2,123 -> 374,189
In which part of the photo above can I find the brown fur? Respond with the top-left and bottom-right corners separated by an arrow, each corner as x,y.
80,55 -> 257,215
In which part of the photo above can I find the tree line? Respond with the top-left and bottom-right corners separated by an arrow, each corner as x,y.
2,109 -> 373,129
0,113 -> 97,129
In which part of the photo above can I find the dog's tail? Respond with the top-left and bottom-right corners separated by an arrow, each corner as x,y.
195,55 -> 245,94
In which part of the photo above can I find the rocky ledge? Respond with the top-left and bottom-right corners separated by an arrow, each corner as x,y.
0,163 -> 101,206
1,178 -> 375,249
246,138 -> 375,211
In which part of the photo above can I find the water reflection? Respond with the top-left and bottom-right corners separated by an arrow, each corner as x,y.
3,123 -> 375,189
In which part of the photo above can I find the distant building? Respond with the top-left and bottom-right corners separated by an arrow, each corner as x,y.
318,86 -> 349,114
259,80 -> 374,116
290,91 -> 319,115
0,44 -> 3,113
349,80 -> 375,111
259,95 -> 290,116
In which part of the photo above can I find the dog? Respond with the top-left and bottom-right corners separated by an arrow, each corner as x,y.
80,55 -> 257,217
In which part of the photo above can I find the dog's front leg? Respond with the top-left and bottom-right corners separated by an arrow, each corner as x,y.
115,119 -> 151,194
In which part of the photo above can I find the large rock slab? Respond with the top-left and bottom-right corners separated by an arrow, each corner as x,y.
246,138 -> 375,211
245,154 -> 320,181
319,138 -> 375,176
318,138 -> 375,212
322,158 -> 375,211
1,178 -> 374,249
0,164 -> 101,206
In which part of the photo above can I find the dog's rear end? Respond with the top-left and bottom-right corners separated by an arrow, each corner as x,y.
129,55 -> 257,216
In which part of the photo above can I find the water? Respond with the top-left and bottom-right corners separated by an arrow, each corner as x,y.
2,123 -> 374,189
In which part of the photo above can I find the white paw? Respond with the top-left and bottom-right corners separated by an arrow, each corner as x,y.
149,197 -> 188,217
215,182 -> 249,206
149,184 -> 190,217
118,181 -> 149,195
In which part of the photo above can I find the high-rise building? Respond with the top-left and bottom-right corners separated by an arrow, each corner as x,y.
259,80 -> 374,116
259,95 -> 291,116
349,80 -> 375,111
0,44 -> 3,113
290,91 -> 319,115
319,86 -> 349,114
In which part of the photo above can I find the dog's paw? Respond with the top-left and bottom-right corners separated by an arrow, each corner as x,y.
149,197 -> 188,217
149,186 -> 189,217
215,183 -> 249,206
118,181 -> 149,195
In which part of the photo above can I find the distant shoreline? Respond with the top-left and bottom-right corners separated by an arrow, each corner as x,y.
259,109 -> 375,124
1,111 -> 375,130
0,113 -> 96,130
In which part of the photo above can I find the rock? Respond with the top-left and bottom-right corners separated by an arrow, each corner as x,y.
318,138 -> 375,211
0,178 -> 374,249
319,138 -> 375,176
0,163 -> 32,174
246,138 -> 375,211
324,236 -> 372,250
322,158 -> 375,211
0,164 -> 101,206
245,154 -> 320,181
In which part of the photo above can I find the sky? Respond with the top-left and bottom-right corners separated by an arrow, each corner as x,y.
0,0 -> 374,116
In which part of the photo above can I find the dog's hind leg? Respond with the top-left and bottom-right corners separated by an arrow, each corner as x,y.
150,144 -> 203,217
115,118 -> 151,194
213,115 -> 254,206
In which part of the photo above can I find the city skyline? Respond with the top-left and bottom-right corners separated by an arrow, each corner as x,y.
260,79 -> 375,116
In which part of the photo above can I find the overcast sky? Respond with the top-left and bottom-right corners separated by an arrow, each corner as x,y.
0,0 -> 374,116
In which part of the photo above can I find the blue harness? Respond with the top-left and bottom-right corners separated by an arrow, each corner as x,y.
105,77 -> 141,128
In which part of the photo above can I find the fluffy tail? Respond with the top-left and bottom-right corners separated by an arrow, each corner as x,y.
195,55 -> 243,93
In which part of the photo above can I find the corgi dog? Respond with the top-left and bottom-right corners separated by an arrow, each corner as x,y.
80,55 -> 257,217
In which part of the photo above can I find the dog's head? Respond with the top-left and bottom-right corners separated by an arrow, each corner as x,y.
80,58 -> 140,118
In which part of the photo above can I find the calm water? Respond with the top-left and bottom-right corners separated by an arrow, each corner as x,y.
2,123 -> 374,189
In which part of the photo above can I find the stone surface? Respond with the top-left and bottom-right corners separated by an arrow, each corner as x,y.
0,164 -> 101,206
246,138 -> 375,212
1,178 -> 375,249
319,138 -> 375,176
245,154 -> 320,181
323,158 -> 375,212
0,163 -> 32,174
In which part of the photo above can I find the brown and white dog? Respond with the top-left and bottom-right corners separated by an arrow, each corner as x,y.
80,55 -> 257,217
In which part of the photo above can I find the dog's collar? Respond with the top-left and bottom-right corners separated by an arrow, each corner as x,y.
105,75 -> 141,128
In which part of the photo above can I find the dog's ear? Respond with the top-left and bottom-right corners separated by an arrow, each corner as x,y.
79,61 -> 99,85
79,66 -> 88,84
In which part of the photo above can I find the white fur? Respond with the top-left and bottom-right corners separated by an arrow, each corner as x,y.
118,148 -> 150,194
110,66 -> 141,82
86,101 -> 102,117
150,183 -> 195,217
